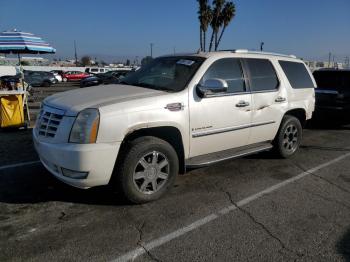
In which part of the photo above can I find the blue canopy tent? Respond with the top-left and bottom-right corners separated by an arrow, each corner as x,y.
0,30 -> 56,124
0,30 -> 56,53
0,29 -> 56,66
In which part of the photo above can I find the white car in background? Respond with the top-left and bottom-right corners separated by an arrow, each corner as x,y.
33,50 -> 316,204
50,71 -> 62,82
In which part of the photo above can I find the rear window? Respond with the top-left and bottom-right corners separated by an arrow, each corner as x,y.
245,59 -> 279,92
313,71 -> 350,90
279,61 -> 314,89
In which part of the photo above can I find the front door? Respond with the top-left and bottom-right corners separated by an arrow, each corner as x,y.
189,58 -> 252,157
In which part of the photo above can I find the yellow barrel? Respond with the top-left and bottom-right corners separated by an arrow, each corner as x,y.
0,95 -> 24,128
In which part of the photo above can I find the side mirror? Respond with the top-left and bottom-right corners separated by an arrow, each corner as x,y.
197,78 -> 228,98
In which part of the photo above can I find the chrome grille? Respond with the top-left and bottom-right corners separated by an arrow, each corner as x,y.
37,109 -> 64,138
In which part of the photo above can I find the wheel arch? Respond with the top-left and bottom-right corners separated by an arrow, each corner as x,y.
284,108 -> 307,127
118,126 -> 186,174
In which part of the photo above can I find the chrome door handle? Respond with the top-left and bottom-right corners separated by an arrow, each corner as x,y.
275,96 -> 286,103
236,101 -> 250,107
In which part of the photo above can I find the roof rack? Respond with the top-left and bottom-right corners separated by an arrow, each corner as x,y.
233,49 -> 297,59
217,49 -> 297,59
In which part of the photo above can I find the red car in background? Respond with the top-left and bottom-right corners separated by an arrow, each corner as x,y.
62,71 -> 90,82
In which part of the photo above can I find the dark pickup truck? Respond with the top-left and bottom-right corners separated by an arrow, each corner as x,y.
313,69 -> 350,115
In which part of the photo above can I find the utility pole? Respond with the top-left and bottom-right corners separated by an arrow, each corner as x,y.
328,52 -> 331,68
150,43 -> 154,58
260,42 -> 264,51
345,56 -> 350,69
173,47 -> 176,55
74,40 -> 78,66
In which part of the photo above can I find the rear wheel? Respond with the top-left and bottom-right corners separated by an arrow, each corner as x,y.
42,81 -> 51,87
116,137 -> 179,204
274,115 -> 302,158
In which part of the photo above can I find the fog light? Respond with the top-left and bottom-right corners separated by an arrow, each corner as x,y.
61,168 -> 88,179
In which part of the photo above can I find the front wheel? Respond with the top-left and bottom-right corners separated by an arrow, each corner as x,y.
273,115 -> 302,158
116,136 -> 179,204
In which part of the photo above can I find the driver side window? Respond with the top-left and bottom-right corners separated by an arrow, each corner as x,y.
201,58 -> 246,93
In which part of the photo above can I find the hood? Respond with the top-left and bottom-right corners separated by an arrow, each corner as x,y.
44,84 -> 166,116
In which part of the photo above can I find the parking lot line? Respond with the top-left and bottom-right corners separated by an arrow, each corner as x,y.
112,152 -> 350,262
0,160 -> 40,171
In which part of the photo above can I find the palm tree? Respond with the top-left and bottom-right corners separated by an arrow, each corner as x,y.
202,4 -> 212,51
215,2 -> 235,50
198,0 -> 206,51
208,0 -> 225,51
198,0 -> 212,51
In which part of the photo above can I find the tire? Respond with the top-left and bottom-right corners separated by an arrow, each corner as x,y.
42,81 -> 51,87
273,115 -> 302,158
116,136 -> 179,204
63,78 -> 67,82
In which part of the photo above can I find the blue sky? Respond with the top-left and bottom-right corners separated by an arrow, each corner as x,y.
1,0 -> 349,62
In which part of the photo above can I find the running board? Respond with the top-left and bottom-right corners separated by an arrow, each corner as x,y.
186,142 -> 273,168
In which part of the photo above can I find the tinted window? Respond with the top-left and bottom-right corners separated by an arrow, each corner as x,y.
245,59 -> 279,92
313,71 -> 350,90
201,58 -> 245,93
279,61 -> 314,89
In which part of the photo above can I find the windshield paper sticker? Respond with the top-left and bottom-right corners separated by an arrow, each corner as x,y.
177,59 -> 195,66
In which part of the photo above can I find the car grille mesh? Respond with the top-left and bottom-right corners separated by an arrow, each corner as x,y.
37,110 -> 63,138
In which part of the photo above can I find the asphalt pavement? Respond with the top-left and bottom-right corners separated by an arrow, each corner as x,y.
0,120 -> 350,262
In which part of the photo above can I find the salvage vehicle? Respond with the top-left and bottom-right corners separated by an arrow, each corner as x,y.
313,69 -> 350,115
62,71 -> 89,82
24,71 -> 58,87
33,50 -> 316,203
80,70 -> 132,88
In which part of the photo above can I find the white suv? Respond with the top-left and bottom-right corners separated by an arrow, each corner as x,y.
33,50 -> 316,203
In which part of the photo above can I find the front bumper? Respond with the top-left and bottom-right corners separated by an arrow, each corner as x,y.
33,131 -> 121,189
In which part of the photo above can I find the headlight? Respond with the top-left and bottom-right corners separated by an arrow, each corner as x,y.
69,108 -> 100,143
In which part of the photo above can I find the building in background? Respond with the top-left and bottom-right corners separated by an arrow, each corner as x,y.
0,56 -> 49,66
305,61 -> 345,71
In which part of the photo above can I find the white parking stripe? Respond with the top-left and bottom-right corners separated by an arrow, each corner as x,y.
0,161 -> 40,171
111,152 -> 350,262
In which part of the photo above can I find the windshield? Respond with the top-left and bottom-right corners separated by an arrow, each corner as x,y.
121,56 -> 205,92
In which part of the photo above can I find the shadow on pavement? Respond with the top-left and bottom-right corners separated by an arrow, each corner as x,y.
0,128 -> 38,166
337,228 -> 350,262
0,164 -> 130,206
307,112 -> 350,130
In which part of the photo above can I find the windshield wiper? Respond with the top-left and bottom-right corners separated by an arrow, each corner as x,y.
136,83 -> 175,92
119,81 -> 174,92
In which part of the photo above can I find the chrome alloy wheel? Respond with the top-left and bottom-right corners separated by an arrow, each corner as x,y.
283,124 -> 299,153
133,151 -> 170,194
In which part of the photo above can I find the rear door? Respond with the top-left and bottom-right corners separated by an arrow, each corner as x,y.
242,58 -> 285,144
